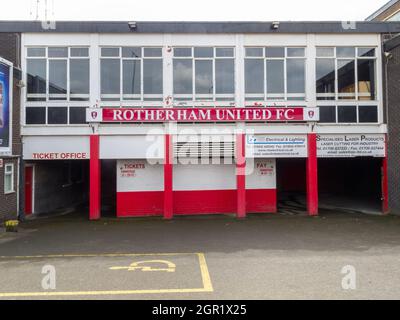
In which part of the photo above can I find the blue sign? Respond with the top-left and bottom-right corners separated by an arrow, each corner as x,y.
0,61 -> 11,153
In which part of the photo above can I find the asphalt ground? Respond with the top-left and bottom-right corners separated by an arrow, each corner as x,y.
1,210 -> 400,299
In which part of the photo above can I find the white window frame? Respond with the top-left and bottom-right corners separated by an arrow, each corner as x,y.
4,163 -> 14,194
316,46 -> 379,124
244,46 -> 306,103
172,46 -> 236,103
100,46 -> 164,102
26,46 -> 90,103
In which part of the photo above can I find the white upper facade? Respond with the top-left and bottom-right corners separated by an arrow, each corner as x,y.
20,32 -> 385,136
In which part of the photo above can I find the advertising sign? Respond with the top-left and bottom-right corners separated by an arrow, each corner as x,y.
317,134 -> 386,158
0,59 -> 12,156
86,107 -> 319,123
246,135 -> 308,158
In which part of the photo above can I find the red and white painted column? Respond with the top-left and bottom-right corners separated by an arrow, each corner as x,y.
164,134 -> 173,219
236,133 -> 246,218
382,133 -> 389,214
89,135 -> 101,220
306,133 -> 318,216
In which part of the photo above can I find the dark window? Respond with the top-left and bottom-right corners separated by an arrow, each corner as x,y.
337,47 -> 355,58
216,48 -> 234,57
215,59 -> 234,94
194,47 -> 213,58
70,59 -> 90,98
265,47 -> 284,58
143,48 -> 162,57
122,47 -> 141,58
70,48 -> 89,57
101,59 -> 120,95
26,107 -> 46,124
174,48 -> 192,57
47,107 -> 68,124
358,105 -> 378,123
319,106 -> 336,123
267,60 -> 284,96
338,105 -> 357,123
48,47 -> 68,58
27,59 -> 46,98
123,60 -> 141,96
69,107 -> 87,124
245,59 -> 264,94
195,60 -> 213,94
101,48 -> 119,57
173,59 -> 193,95
49,60 -> 67,98
143,59 -> 163,95
316,58 -> 335,100
357,59 -> 375,100
338,59 -> 355,99
287,59 -> 305,94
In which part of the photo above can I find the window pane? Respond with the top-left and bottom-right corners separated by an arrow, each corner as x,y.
122,47 -> 141,58
27,47 -> 45,57
357,59 -> 375,100
245,59 -> 264,94
266,47 -> 284,58
338,105 -> 357,123
287,59 -> 305,94
173,59 -> 193,95
316,58 -> 335,100
287,48 -> 305,57
123,60 -> 141,95
316,48 -> 334,57
26,107 -> 46,124
216,59 -> 234,94
101,59 -> 120,94
338,59 -> 355,99
27,59 -> 46,95
48,107 -> 68,124
195,60 -> 213,94
4,167 -> 13,193
358,48 -> 375,57
246,48 -> 263,57
101,48 -> 119,57
337,47 -> 355,58
143,48 -> 162,57
143,59 -> 163,94
174,48 -> 192,57
49,60 -> 67,96
70,59 -> 89,95
216,48 -> 234,57
70,48 -> 89,57
48,47 -> 68,57
267,60 -> 284,94
69,107 -> 87,124
319,105 -> 336,123
359,105 -> 378,123
194,47 -> 213,58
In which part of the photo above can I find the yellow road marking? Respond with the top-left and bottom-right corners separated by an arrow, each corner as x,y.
0,252 -> 213,298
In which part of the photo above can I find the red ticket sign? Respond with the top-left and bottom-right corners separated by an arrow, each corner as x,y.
86,107 -> 319,123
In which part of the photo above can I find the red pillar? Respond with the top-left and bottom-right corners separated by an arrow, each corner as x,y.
382,134 -> 389,214
164,134 -> 173,219
89,135 -> 101,220
236,133 -> 246,218
306,133 -> 318,216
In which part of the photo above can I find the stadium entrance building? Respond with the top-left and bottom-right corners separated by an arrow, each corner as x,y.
13,21 -> 396,219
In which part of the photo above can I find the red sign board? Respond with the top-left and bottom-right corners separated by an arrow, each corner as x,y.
86,107 -> 319,123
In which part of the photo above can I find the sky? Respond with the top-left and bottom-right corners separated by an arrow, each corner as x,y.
0,0 -> 391,21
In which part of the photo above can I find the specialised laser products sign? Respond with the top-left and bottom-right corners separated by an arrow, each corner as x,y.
86,107 -> 320,123
0,59 -> 12,156
316,134 -> 386,158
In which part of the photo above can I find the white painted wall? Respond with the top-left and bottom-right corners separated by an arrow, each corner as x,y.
117,160 -> 164,192
173,163 -> 236,191
246,159 -> 276,189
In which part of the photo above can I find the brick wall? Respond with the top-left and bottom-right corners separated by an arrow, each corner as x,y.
385,43 -> 400,214
0,32 -> 21,223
